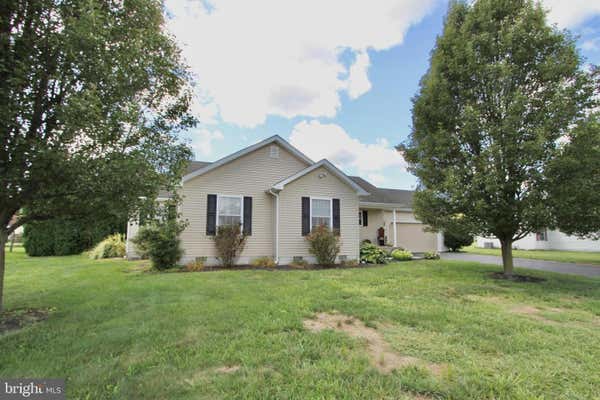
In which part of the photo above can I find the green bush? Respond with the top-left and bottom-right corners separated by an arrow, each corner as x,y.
444,226 -> 474,252
391,249 -> 413,261
306,225 -> 340,266
23,216 -> 125,256
212,224 -> 247,267
132,220 -> 185,270
90,234 -> 126,259
423,251 -> 440,260
360,242 -> 388,264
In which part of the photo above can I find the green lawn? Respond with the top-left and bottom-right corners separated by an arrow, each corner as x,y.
463,244 -> 600,265
1,248 -> 599,399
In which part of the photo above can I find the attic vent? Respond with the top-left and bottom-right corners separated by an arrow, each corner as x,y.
269,145 -> 279,159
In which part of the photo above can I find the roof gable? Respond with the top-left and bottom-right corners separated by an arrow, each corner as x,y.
182,135 -> 313,183
272,159 -> 369,196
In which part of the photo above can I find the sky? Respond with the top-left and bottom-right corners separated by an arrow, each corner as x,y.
165,0 -> 600,190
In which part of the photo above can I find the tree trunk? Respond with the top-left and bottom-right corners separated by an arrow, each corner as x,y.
9,233 -> 15,252
500,239 -> 514,277
0,230 -> 6,312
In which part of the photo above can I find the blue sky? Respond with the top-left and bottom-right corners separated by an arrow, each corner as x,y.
166,0 -> 600,189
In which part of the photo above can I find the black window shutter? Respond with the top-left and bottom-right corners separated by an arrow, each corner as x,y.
362,210 -> 368,227
332,198 -> 340,234
206,194 -> 217,235
243,196 -> 252,235
301,197 -> 310,236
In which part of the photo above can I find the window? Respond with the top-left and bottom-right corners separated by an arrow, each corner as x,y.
311,198 -> 331,230
269,145 -> 279,158
217,195 -> 242,227
358,211 -> 362,225
536,229 -> 548,241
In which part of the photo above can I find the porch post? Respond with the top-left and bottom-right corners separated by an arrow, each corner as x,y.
392,208 -> 397,247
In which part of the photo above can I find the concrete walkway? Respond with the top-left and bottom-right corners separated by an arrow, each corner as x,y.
440,252 -> 600,278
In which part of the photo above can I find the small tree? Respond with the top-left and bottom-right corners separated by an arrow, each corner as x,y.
444,229 -> 474,252
212,225 -> 247,267
399,0 -> 597,276
306,225 -> 340,266
443,216 -> 474,252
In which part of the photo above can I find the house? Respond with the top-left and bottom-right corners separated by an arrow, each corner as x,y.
126,135 -> 444,265
476,230 -> 599,252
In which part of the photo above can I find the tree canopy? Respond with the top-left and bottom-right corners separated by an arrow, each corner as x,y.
399,0 -> 597,275
0,0 -> 195,310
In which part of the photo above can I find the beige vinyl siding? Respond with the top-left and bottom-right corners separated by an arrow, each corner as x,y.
382,210 -> 437,251
394,223 -> 438,252
356,209 -> 438,251
359,209 -> 385,244
180,143 -> 309,263
278,166 -> 360,262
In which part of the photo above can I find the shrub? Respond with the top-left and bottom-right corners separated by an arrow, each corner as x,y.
90,234 -> 126,259
132,220 -> 185,271
251,256 -> 276,268
212,224 -> 247,267
184,260 -> 205,272
306,225 -> 340,266
444,225 -> 474,252
391,249 -> 412,261
423,251 -> 440,260
23,215 -> 126,256
360,242 -> 388,264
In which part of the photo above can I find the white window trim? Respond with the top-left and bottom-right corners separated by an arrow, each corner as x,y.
216,194 -> 244,228
310,196 -> 333,229
358,210 -> 362,226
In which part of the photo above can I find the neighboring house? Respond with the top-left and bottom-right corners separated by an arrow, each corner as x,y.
126,135 -> 444,265
476,230 -> 599,252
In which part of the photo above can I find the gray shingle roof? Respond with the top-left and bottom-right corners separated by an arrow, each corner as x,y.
349,176 -> 414,207
185,161 -> 212,175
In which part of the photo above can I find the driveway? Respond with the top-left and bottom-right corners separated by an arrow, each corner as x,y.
440,252 -> 600,278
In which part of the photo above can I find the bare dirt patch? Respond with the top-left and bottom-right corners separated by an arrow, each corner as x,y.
303,313 -> 444,375
215,365 -> 240,374
510,305 -> 563,324
489,272 -> 546,283
0,308 -> 50,335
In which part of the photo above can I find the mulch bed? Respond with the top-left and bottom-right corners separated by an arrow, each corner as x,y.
0,308 -> 51,335
489,272 -> 546,283
185,263 -> 381,272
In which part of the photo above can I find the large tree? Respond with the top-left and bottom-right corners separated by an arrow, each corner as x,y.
547,113 -> 600,239
399,0 -> 597,276
0,0 -> 195,311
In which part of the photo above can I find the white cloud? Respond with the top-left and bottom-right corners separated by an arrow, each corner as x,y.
289,120 -> 406,178
191,129 -> 224,158
542,0 -> 600,28
582,38 -> 600,52
165,0 -> 438,127
367,173 -> 387,185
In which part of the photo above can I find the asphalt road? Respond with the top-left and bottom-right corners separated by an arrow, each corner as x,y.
440,252 -> 600,278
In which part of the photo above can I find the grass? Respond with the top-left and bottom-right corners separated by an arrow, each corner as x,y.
462,244 -> 600,265
1,247 -> 599,399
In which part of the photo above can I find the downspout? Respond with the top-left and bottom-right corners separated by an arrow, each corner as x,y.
392,208 -> 397,247
268,189 -> 280,264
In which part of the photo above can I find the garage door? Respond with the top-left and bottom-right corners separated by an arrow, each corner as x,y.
394,223 -> 437,252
